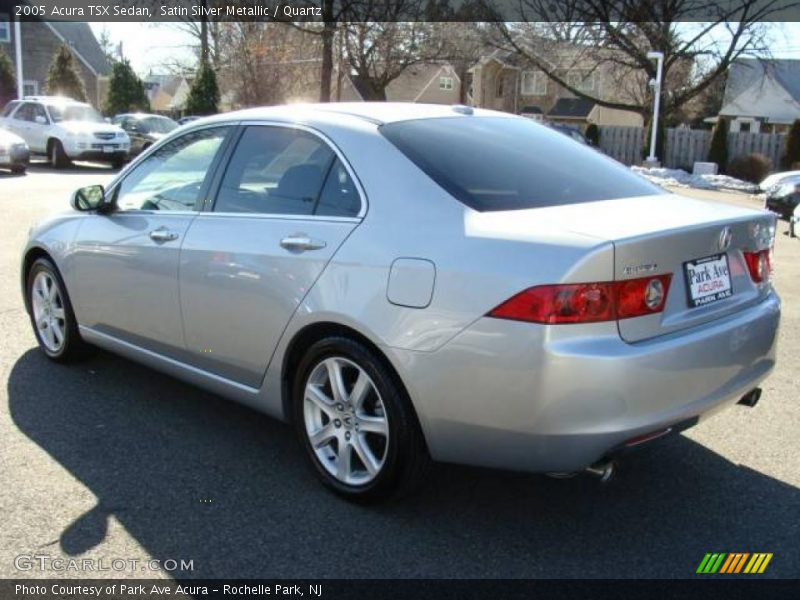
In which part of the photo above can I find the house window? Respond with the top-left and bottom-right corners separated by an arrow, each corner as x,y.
23,80 -> 38,96
521,71 -> 547,96
0,14 -> 11,43
567,70 -> 595,93
439,76 -> 454,91
739,122 -> 751,133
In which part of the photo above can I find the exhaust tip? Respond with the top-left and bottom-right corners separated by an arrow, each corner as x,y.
584,460 -> 615,483
738,388 -> 762,408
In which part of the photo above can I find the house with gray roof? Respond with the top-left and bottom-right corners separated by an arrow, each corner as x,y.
719,58 -> 800,133
0,15 -> 111,107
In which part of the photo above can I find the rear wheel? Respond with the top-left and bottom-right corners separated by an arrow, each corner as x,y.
49,140 -> 71,168
27,258 -> 89,362
293,336 -> 429,502
11,165 -> 26,174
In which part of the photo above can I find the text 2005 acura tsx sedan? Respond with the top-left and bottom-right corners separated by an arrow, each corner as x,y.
22,104 -> 780,501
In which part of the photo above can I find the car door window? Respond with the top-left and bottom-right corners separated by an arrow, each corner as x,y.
30,103 -> 48,124
315,158 -> 361,217
114,126 -> 230,212
213,126 -> 336,215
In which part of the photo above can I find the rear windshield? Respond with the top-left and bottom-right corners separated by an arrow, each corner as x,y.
380,117 -> 663,212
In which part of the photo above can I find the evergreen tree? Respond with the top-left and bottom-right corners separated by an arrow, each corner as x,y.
105,59 -> 149,115
45,45 -> 87,101
707,118 -> 729,173
184,60 -> 219,116
781,119 -> 800,170
0,48 -> 16,107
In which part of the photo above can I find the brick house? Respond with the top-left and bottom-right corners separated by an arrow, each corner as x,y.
0,15 -> 111,107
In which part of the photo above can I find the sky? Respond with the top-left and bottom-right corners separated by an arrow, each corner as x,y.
90,21 -> 800,76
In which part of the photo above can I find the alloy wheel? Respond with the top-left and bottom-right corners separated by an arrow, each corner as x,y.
31,271 -> 66,352
303,356 -> 389,486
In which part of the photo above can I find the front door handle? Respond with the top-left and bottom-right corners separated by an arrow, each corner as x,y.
280,235 -> 327,252
149,228 -> 179,242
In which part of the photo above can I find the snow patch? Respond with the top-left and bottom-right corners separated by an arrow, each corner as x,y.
631,166 -> 758,193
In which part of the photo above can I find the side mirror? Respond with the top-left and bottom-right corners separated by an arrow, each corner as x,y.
127,124 -> 140,133
71,185 -> 107,212
34,115 -> 47,125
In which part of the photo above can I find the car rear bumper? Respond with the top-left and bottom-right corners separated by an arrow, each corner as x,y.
0,145 -> 29,169
391,291 -> 780,473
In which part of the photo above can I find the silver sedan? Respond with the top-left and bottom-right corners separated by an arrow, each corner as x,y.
21,104 -> 780,501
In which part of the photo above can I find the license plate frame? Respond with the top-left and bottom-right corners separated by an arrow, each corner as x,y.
102,145 -> 116,154
683,253 -> 733,308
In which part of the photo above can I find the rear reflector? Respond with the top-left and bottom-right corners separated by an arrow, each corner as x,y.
488,274 -> 672,324
743,250 -> 772,283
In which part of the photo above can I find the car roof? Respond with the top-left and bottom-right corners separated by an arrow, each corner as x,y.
198,102 -> 511,127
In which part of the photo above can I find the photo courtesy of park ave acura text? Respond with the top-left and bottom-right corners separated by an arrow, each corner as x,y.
0,0 -> 799,595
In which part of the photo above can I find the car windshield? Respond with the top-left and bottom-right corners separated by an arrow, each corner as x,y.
141,116 -> 178,134
47,104 -> 105,123
380,117 -> 663,212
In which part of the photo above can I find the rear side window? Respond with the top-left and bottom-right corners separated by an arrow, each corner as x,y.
380,117 -> 663,212
214,126 -> 361,217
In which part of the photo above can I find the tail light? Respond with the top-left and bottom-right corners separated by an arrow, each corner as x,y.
488,275 -> 672,324
743,249 -> 772,283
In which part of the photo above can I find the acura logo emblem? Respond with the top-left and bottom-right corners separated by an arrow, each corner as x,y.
718,227 -> 733,251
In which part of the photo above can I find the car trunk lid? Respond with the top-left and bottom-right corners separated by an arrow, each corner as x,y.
524,194 -> 776,342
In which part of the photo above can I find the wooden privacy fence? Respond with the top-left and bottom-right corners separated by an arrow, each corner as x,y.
598,126 -> 787,170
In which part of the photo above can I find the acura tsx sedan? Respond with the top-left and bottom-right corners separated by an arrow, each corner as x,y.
21,104 -> 780,501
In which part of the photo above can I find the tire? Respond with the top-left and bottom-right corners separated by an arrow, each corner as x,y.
49,140 -> 71,168
111,157 -> 125,170
292,336 -> 430,502
11,165 -> 26,175
26,258 -> 90,362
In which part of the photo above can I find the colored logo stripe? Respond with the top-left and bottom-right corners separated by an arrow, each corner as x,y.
697,552 -> 773,574
697,553 -> 726,573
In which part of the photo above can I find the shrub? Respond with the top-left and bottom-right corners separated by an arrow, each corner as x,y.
707,119 -> 729,172
0,48 -> 16,108
45,45 -> 87,102
727,153 -> 771,183
781,119 -> 800,170
585,123 -> 600,147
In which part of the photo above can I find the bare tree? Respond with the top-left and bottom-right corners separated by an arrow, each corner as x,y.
488,0 -> 792,122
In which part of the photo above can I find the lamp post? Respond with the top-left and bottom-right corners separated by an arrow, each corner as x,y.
646,51 -> 664,165
14,18 -> 23,99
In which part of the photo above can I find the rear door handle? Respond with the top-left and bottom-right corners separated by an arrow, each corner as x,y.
280,235 -> 327,251
149,228 -> 179,242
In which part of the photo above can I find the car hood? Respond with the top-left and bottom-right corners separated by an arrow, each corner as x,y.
59,121 -> 126,136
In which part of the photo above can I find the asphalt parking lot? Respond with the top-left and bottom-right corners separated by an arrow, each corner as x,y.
1,161 -> 798,579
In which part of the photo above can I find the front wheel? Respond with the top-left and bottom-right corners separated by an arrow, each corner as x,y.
27,258 -> 89,362
50,140 -> 71,168
293,336 -> 429,502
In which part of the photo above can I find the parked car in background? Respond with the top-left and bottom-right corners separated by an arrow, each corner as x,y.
547,123 -> 589,145
21,103 -> 779,502
760,170 -> 800,193
764,178 -> 800,219
1,96 -> 129,169
111,113 -> 178,156
0,128 -> 30,174
178,115 -> 202,126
